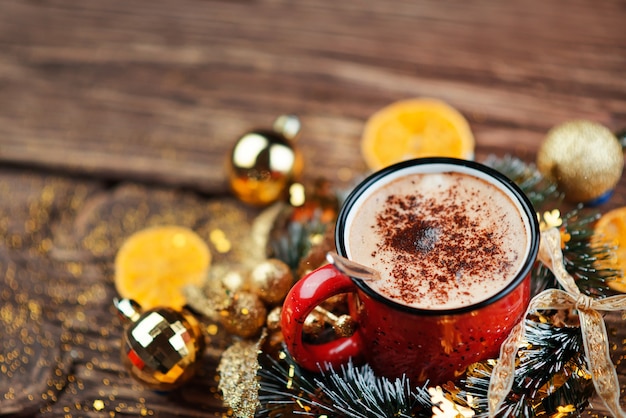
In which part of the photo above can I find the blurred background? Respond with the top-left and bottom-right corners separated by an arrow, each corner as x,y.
1,0 -> 624,191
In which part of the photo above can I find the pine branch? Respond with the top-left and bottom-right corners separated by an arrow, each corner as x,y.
482,155 -> 620,297
257,350 -> 433,418
540,369 -> 595,416
482,154 -> 562,211
257,320 -> 593,418
450,320 -> 592,418
514,320 -> 584,395
269,208 -> 330,273
257,351 -> 327,417
533,207 -> 620,297
257,323 -> 594,417
315,362 -> 431,418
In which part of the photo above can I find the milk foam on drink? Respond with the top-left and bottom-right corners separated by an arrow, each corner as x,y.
346,171 -> 529,310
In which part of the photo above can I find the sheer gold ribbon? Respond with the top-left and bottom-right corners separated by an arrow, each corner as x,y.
488,227 -> 626,418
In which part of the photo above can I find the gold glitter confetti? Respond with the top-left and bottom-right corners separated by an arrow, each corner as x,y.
210,229 -> 232,253
430,386 -> 475,418
288,183 -> 306,207
538,210 -> 571,248
207,324 -> 219,336
539,209 -> 563,230
553,404 -> 577,417
93,399 -> 105,411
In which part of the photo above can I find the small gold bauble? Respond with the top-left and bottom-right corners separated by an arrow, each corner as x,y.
219,291 -> 267,338
266,306 -> 282,331
228,115 -> 303,206
114,299 -> 205,391
537,120 -> 623,203
248,259 -> 293,305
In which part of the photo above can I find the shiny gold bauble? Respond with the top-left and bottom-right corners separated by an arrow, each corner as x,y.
228,115 -> 303,206
114,298 -> 205,391
248,258 -> 293,305
219,291 -> 267,338
537,120 -> 623,203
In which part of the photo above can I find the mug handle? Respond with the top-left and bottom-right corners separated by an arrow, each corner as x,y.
281,264 -> 364,372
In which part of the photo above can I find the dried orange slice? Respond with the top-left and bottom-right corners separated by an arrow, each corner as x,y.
361,98 -> 475,171
115,226 -> 211,309
593,207 -> 626,292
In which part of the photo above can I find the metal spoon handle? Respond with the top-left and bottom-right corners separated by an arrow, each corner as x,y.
326,251 -> 381,281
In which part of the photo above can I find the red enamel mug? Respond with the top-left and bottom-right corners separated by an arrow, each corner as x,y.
281,158 -> 540,385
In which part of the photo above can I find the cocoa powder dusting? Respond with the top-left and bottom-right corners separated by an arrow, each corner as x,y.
371,178 -> 513,307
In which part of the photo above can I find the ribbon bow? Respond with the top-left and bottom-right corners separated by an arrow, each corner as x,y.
488,227 -> 626,417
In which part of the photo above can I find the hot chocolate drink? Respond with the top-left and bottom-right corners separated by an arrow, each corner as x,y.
282,158 -> 539,385
346,171 -> 529,310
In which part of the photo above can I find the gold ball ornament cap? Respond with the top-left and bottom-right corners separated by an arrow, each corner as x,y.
114,299 -> 205,391
537,120 -> 624,204
228,115 -> 304,206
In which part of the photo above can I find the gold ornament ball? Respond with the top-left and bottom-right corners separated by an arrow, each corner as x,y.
537,120 -> 623,203
248,258 -> 294,305
228,115 -> 303,206
266,306 -> 283,331
219,291 -> 267,338
114,299 -> 205,391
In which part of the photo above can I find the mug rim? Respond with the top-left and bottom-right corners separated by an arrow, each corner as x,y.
335,157 -> 540,316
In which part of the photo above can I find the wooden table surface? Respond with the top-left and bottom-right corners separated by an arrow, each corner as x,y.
1,0 -> 625,417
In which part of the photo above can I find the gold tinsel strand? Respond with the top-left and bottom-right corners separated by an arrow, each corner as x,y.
218,331 -> 266,417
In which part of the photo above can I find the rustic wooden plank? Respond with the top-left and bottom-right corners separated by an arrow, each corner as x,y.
0,0 -> 624,192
